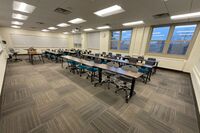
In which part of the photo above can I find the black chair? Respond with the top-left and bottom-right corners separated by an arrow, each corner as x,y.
8,48 -> 22,62
95,53 -> 100,57
138,56 -> 144,63
108,52 -> 112,57
98,62 -> 119,89
115,65 -> 138,101
129,57 -> 138,64
116,54 -> 121,57
102,52 -> 106,56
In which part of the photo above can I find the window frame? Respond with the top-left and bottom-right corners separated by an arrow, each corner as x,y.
110,29 -> 133,52
145,22 -> 200,59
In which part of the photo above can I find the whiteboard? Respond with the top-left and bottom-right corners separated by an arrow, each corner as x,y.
10,34 -> 68,48
87,32 -> 100,49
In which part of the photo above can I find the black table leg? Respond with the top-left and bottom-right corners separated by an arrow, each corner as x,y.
94,68 -> 102,87
31,55 -> 34,65
126,78 -> 136,103
61,57 -> 64,68
98,68 -> 102,83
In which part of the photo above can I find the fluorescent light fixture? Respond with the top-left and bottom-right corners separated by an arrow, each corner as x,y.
57,23 -> 70,27
94,5 -> 125,17
83,28 -> 94,32
171,12 -> 200,20
123,21 -> 144,26
68,18 -> 86,24
12,13 -> 28,20
41,29 -> 49,32
11,21 -> 23,25
13,1 -> 36,13
63,32 -> 69,34
11,25 -> 21,28
97,26 -> 111,30
48,27 -> 58,30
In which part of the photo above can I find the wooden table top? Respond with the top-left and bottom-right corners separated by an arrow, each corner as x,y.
62,55 -> 143,78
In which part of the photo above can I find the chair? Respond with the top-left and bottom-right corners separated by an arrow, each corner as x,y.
129,57 -> 138,64
115,65 -> 138,100
102,52 -> 106,57
138,60 -> 155,83
107,52 -> 112,58
138,56 -> 144,63
95,53 -> 100,57
99,61 -> 119,89
8,48 -> 22,62
116,54 -> 121,57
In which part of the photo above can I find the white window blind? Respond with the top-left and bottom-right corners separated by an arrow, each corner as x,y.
73,34 -> 81,44
87,32 -> 100,49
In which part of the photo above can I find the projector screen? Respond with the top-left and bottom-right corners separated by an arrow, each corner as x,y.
87,32 -> 100,49
10,34 -> 68,48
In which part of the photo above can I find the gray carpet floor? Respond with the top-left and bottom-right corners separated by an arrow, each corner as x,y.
0,57 -> 199,133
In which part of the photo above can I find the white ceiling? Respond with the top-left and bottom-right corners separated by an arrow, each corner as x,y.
0,0 -> 200,33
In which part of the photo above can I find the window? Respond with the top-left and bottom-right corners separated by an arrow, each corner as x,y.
87,32 -> 100,49
149,26 -> 170,53
168,24 -> 197,55
110,30 -> 132,51
147,23 -> 198,57
73,34 -> 82,48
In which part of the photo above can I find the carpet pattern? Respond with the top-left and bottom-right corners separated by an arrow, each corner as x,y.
0,58 -> 199,133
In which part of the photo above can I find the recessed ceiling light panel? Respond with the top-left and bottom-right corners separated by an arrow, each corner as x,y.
123,21 -> 144,26
171,12 -> 200,20
57,23 -> 70,27
11,21 -> 23,25
83,28 -> 94,32
12,13 -> 28,20
41,29 -> 49,32
63,32 -> 69,34
48,27 -> 58,30
97,26 -> 111,30
94,5 -> 125,17
13,1 -> 36,13
11,25 -> 21,28
68,18 -> 86,24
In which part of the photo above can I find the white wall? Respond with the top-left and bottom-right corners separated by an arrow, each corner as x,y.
0,35 -> 7,95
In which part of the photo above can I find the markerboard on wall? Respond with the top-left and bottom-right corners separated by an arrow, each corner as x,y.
10,34 -> 68,48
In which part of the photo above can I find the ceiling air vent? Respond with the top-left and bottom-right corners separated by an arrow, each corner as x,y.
153,13 -> 169,19
54,8 -> 72,15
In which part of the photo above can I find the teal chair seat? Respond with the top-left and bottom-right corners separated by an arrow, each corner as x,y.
87,67 -> 98,72
138,67 -> 149,74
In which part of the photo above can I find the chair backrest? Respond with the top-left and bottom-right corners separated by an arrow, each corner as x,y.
94,58 -> 102,64
102,52 -> 106,55
108,52 -> 112,57
95,53 -> 100,57
107,61 -> 119,67
145,60 -> 156,66
122,65 -> 138,72
116,54 -> 121,57
129,57 -> 138,64
148,58 -> 156,62
138,56 -> 144,61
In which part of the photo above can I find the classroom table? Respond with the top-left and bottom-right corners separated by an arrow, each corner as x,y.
61,55 -> 143,103
82,54 -> 157,81
45,51 -> 63,62
29,52 -> 44,65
